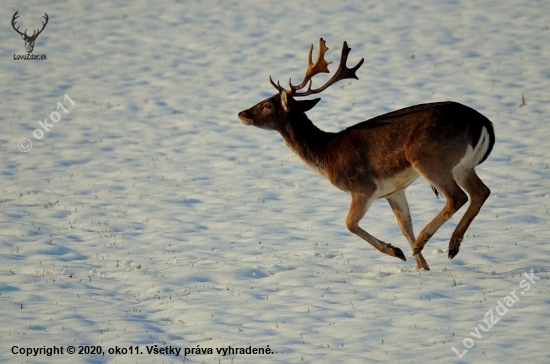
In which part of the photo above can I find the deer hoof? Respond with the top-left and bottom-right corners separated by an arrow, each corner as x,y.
448,247 -> 460,259
392,247 -> 406,261
416,262 -> 430,271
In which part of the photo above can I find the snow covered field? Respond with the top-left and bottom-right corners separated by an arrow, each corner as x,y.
1,0 -> 549,362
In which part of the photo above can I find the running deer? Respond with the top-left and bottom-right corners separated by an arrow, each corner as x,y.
238,39 -> 494,270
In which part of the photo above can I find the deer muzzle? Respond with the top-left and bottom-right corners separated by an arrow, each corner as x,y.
238,110 -> 253,125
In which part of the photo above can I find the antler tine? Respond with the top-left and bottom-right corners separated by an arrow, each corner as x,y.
289,38 -> 332,94
269,75 -> 284,93
292,41 -> 364,97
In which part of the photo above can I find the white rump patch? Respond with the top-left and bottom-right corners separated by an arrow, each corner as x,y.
452,126 -> 491,177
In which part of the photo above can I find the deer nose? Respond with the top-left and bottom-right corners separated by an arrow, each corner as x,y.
238,110 -> 253,124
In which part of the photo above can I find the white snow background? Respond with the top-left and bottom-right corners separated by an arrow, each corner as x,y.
1,0 -> 549,363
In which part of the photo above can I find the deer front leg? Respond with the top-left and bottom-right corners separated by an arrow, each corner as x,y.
386,190 -> 430,270
346,192 -> 406,261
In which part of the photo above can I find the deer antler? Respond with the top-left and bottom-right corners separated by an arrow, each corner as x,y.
289,38 -> 332,93
270,38 -> 364,97
33,13 -> 49,39
11,11 -> 49,40
11,11 -> 26,37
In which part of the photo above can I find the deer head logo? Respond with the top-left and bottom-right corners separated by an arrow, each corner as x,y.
12,10 -> 49,54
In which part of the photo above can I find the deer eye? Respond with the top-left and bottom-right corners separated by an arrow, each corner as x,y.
263,103 -> 272,110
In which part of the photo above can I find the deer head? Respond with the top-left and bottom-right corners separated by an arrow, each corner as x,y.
238,39 -> 364,130
12,10 -> 49,54
238,92 -> 321,131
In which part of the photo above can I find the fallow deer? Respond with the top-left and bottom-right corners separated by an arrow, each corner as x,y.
238,39 -> 494,270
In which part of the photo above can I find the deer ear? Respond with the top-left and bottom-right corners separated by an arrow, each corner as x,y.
280,91 -> 293,112
295,98 -> 321,113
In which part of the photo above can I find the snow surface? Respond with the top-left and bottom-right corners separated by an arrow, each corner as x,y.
1,0 -> 549,363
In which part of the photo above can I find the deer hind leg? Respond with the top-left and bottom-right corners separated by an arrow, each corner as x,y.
387,190 -> 430,270
448,168 -> 490,259
346,192 -> 406,261
412,170 -> 468,257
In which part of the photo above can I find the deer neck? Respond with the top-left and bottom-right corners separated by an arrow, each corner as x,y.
280,113 -> 334,177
